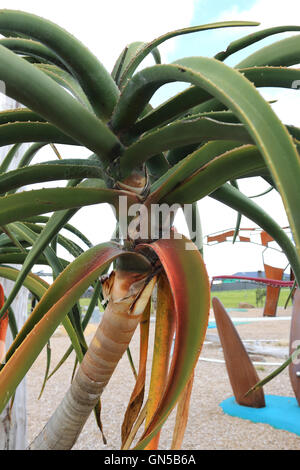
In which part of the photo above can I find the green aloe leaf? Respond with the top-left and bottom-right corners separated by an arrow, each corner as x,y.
36,64 -> 92,110
0,265 -> 84,377
24,216 -> 93,249
0,37 -> 67,69
118,20 -> 259,88
7,303 -> 18,340
239,66 -> 300,88
128,66 -> 300,136
215,25 -> 300,61
0,108 -> 45,125
166,144 -> 199,166
56,233 -> 84,259
149,141 -> 243,202
0,252 -> 60,266
112,62 -> 299,135
0,143 -> 22,173
0,159 -> 103,194
120,118 -> 252,177
0,224 -> 26,253
230,180 -> 242,244
0,122 -> 78,147
245,345 -> 300,397
7,222 -> 62,276
249,185 -> 274,199
129,87 -> 213,136
38,341 -> 51,400
0,265 -> 49,299
112,41 -> 161,85
17,143 -> 47,169
7,221 -> 87,350
0,243 -> 148,412
161,145 -> 265,204
0,178 -> 138,317
0,185 -> 137,226
236,34 -> 300,67
0,9 -> 119,119
0,43 -> 121,165
0,212 -> 79,319
146,154 -> 170,181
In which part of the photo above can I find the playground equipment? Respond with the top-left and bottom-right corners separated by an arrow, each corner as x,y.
211,274 -> 294,317
212,297 -> 265,408
206,227 -> 293,317
213,292 -> 300,435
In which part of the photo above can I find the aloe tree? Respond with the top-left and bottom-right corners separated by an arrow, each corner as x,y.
0,10 -> 299,450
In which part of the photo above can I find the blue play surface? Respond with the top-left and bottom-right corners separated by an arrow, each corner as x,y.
227,308 -> 248,312
220,395 -> 300,436
208,308 -> 250,329
208,320 -> 250,329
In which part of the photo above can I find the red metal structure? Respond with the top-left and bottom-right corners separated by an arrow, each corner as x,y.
212,275 -> 293,288
212,297 -> 265,408
206,227 -> 293,316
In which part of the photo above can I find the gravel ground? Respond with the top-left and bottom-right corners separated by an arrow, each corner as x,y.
26,307 -> 300,450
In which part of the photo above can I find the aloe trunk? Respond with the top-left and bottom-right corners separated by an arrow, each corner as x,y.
29,268 -> 155,450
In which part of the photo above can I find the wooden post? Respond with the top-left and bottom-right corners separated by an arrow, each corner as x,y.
0,280 -> 28,450
0,96 -> 29,450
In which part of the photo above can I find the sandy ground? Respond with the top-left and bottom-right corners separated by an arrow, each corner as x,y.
26,306 -> 300,450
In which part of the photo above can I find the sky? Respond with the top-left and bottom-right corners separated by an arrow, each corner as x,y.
1,0 -> 300,279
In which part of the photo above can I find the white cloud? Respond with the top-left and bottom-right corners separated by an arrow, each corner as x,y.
217,0 -> 300,27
